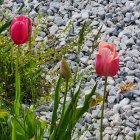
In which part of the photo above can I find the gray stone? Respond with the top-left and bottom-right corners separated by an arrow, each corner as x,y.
82,46 -> 89,53
39,31 -> 46,38
113,104 -> 121,113
104,127 -> 113,135
81,11 -> 89,19
119,98 -> 130,106
108,96 -> 116,104
103,118 -> 109,127
126,61 -> 135,70
104,134 -> 111,140
125,135 -> 133,140
49,24 -> 58,35
36,105 -> 49,112
110,113 -> 122,125
39,6 -> 48,13
98,10 -> 105,19
85,113 -> 92,124
125,76 -> 135,83
91,21 -> 99,26
128,49 -> 140,57
72,13 -> 82,19
40,116 -> 46,121
35,36 -> 43,42
80,56 -> 89,64
124,127 -> 132,134
125,38 -> 135,46
117,134 -> 124,140
50,2 -> 61,9
54,16 -> 64,26
47,9 -> 54,16
125,120 -> 135,128
133,107 -> 140,113
29,10 -> 37,18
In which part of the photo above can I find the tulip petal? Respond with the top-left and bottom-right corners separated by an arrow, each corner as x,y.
99,41 -> 116,57
108,58 -> 119,76
95,53 -> 104,76
10,21 -> 28,45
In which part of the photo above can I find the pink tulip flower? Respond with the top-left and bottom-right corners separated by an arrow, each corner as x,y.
10,15 -> 32,45
95,41 -> 119,76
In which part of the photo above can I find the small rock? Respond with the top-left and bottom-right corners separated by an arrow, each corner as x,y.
49,24 -> 58,35
110,113 -> 122,125
35,36 -> 43,42
120,98 -> 130,106
103,134 -> 111,140
81,11 -> 89,19
72,13 -> 82,19
54,16 -> 64,26
128,49 -> 140,57
108,96 -> 116,104
133,107 -> 140,113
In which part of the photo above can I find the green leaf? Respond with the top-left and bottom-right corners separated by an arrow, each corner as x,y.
136,131 -> 140,140
24,109 -> 36,138
91,25 -> 103,52
50,76 -> 62,135
69,83 -> 97,129
0,0 -> 4,5
78,22 -> 86,52
0,19 -> 11,34
0,109 -> 9,119
12,118 -> 26,140
36,120 -> 46,140
17,2 -> 25,13
55,81 -> 81,140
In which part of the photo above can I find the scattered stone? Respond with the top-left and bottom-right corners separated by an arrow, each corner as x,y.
49,24 -> 59,35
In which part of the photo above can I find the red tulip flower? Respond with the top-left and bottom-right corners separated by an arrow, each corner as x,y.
10,16 -> 32,45
95,41 -> 119,76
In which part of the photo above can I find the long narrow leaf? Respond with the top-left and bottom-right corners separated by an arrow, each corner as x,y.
50,76 -> 61,134
0,0 -> 4,5
55,81 -> 81,140
78,22 -> 86,52
91,25 -> 103,52
70,83 -> 97,128
0,19 -> 11,34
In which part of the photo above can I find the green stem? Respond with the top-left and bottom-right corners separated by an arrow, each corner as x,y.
14,46 -> 20,117
61,80 -> 68,118
54,80 -> 68,140
28,18 -> 31,50
100,76 -> 108,140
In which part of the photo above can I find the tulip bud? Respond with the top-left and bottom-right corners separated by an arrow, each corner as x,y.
10,15 -> 32,45
60,57 -> 71,80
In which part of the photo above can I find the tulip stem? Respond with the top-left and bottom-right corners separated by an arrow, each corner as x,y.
28,18 -> 31,50
100,76 -> 108,140
14,46 -> 21,117
61,80 -> 68,118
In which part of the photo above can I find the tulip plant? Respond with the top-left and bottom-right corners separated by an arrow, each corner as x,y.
95,42 -> 120,140
10,16 -> 32,117
49,57 -> 97,140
